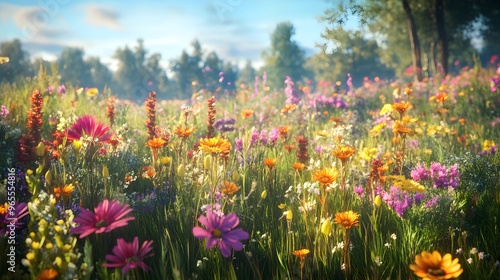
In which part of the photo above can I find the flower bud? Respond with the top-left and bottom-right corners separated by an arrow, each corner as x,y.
177,164 -> 185,177
36,142 -> 45,157
261,190 -> 267,199
232,170 -> 240,182
73,140 -> 83,150
102,165 -> 109,178
286,210 -> 293,221
45,170 -> 52,186
321,219 -> 332,236
203,155 -> 213,170
374,195 -> 382,207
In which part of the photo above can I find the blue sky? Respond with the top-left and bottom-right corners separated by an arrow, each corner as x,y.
0,0 -> 350,71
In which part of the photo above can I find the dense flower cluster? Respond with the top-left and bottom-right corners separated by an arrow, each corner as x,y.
411,163 -> 460,189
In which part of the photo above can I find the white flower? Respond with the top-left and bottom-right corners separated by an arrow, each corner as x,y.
456,248 -> 462,254
341,263 -> 345,270
470,247 -> 478,254
384,243 -> 391,248
467,258 -> 473,264
478,252 -> 484,260
390,233 -> 397,240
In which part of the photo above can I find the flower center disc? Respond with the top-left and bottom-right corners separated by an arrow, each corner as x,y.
212,229 -> 222,238
427,268 -> 445,276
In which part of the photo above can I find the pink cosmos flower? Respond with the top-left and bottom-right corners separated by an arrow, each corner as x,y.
71,200 -> 134,238
103,236 -> 154,274
192,211 -> 249,257
67,115 -> 112,142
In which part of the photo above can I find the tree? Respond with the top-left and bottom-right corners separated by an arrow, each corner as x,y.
0,39 -> 32,83
87,57 -> 114,91
401,0 -> 423,81
237,60 -> 256,86
58,47 -> 92,86
262,22 -> 306,89
170,40 -> 205,98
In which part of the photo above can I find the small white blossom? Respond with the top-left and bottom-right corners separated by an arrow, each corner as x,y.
470,248 -> 478,254
467,258 -> 473,264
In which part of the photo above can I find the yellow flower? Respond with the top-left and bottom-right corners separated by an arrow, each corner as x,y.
0,56 -> 10,64
261,190 -> 267,199
36,142 -> 46,157
387,175 -> 425,193
240,109 -> 254,119
315,130 -> 329,138
177,164 -> 185,177
369,122 -> 386,136
334,211 -> 360,229
73,140 -> 83,150
379,104 -> 394,115
392,101 -> 412,116
393,121 -> 411,135
374,195 -> 382,207
160,156 -> 172,165
286,210 -> 293,220
86,87 -> 99,97
409,251 -> 463,280
26,252 -> 35,261
482,139 -> 496,151
312,168 -> 339,188
360,147 -> 379,161
198,137 -> 231,155
278,203 -> 286,209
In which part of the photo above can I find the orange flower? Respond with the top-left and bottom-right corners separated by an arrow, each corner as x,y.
264,158 -> 277,169
0,203 -> 8,214
146,137 -> 166,149
392,101 -> 412,116
435,92 -> 448,103
222,180 -> 240,196
240,109 -> 254,119
281,104 -> 297,114
284,144 -> 295,153
278,126 -> 291,138
333,211 -> 360,229
53,184 -> 75,198
393,121 -> 411,135
292,162 -> 306,171
312,168 -> 339,187
36,268 -> 58,280
293,248 -> 310,259
198,136 -> 231,155
332,144 -> 356,163
142,166 -> 156,178
329,116 -> 343,124
174,126 -> 196,139
409,251 -> 463,280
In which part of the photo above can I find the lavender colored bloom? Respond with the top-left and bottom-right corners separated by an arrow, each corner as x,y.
315,145 -> 322,156
57,85 -> 66,94
269,128 -> 279,146
425,195 -> 440,208
249,128 -> 259,147
192,211 -> 249,257
284,76 -> 300,104
381,186 -> 413,217
234,138 -> 243,152
214,118 -> 235,132
411,163 -> 429,182
259,130 -> 268,145
262,71 -> 267,90
353,186 -> 365,198
253,76 -> 259,97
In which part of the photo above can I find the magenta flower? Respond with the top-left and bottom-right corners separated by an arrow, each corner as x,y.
67,115 -> 113,142
192,211 -> 249,257
0,202 -> 29,237
71,200 -> 135,238
103,236 -> 154,274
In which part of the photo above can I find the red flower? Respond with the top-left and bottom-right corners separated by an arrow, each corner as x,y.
67,115 -> 112,142
71,200 -> 134,238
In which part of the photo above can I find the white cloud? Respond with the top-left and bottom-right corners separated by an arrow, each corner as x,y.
84,4 -> 123,30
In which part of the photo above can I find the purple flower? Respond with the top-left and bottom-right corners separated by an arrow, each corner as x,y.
259,130 -> 268,145
353,186 -> 365,198
0,202 -> 29,237
411,163 -> 429,182
192,211 -> 249,257
103,236 -> 154,274
269,128 -> 279,146
262,71 -> 267,90
234,138 -> 243,152
284,76 -> 300,104
250,128 -> 259,147
58,85 -> 66,94
214,118 -> 235,132
425,195 -> 440,208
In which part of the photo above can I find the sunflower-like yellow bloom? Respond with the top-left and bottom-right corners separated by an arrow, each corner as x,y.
312,168 -> 339,188
333,210 -> 360,229
409,250 -> 463,280
392,101 -> 412,116
198,137 -> 231,155
387,175 -> 426,193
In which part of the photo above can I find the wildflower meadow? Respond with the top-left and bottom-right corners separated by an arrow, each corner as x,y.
1,63 -> 500,280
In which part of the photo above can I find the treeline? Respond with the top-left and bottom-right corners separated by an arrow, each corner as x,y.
1,0 -> 499,100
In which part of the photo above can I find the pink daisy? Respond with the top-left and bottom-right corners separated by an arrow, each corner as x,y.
67,115 -> 112,142
103,236 -> 154,274
71,200 -> 134,238
192,211 -> 249,257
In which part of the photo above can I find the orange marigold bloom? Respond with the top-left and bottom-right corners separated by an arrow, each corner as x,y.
332,144 -> 356,163
240,109 -> 254,119
264,158 -> 277,169
198,137 -> 231,155
292,162 -> 306,171
278,125 -> 291,137
142,166 -> 156,178
393,121 -> 411,135
312,168 -> 339,187
222,180 -> 240,196
36,268 -> 58,280
409,251 -> 463,280
281,104 -> 297,114
174,126 -> 196,139
284,144 -> 295,153
53,184 -> 75,198
0,203 -> 8,214
435,92 -> 448,103
146,137 -> 167,149
392,101 -> 412,116
333,211 -> 360,229
293,248 -> 310,259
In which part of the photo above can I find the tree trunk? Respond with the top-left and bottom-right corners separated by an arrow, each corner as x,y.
401,0 -> 423,82
435,0 -> 449,75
